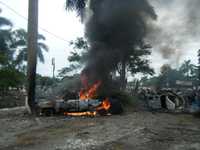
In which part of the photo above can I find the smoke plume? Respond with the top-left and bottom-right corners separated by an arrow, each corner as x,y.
83,0 -> 156,83
185,0 -> 200,38
147,0 -> 200,66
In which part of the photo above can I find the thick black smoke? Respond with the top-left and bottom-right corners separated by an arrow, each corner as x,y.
83,0 -> 156,83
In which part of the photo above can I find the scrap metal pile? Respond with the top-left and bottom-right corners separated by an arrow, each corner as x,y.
139,89 -> 200,113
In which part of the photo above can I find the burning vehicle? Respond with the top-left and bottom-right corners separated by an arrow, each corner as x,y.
36,79 -> 123,116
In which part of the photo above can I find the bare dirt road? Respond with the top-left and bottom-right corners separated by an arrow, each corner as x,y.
0,107 -> 200,150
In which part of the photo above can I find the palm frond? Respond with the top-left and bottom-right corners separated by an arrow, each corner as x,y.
13,29 -> 49,64
0,17 -> 12,27
15,48 -> 27,65
11,29 -> 27,48
66,0 -> 87,18
38,42 -> 49,52
37,48 -> 44,63
38,34 -> 46,40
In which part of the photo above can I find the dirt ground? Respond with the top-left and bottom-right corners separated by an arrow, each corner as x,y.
0,107 -> 200,150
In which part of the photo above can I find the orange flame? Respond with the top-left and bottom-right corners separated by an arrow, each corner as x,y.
79,81 -> 101,100
97,98 -> 111,111
64,80 -> 111,117
64,111 -> 97,117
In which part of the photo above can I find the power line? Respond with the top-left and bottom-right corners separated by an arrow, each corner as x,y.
0,1 -> 27,20
0,1 -> 70,43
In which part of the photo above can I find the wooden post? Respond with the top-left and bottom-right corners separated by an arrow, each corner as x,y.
27,0 -> 38,114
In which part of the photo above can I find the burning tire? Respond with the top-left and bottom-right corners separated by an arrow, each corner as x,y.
98,98 -> 123,115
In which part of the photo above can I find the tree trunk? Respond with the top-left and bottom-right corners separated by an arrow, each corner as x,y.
198,66 -> 200,85
121,59 -> 127,90
27,0 -> 38,114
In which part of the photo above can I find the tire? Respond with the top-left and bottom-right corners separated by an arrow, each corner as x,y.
108,98 -> 123,114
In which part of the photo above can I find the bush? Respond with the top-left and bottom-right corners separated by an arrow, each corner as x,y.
0,67 -> 25,91
109,90 -> 138,107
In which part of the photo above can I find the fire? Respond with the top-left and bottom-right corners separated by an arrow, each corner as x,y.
97,98 -> 111,111
64,79 -> 111,117
64,111 -> 97,117
79,81 -> 101,100
64,98 -> 111,117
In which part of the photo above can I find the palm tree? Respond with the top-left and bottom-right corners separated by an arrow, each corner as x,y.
0,30 -> 12,65
11,29 -> 49,71
0,17 -> 12,28
0,9 -> 13,66
0,8 -> 12,28
66,0 -> 87,20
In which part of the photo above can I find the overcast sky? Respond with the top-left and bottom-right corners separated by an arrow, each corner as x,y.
0,0 -> 199,78
0,0 -> 84,77
149,0 -> 200,71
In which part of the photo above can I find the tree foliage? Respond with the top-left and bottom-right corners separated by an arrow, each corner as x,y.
66,0 -> 87,20
0,11 -> 13,66
198,49 -> 200,83
0,9 -> 49,91
0,67 -> 25,91
119,45 -> 154,76
58,37 -> 88,77
36,74 -> 56,89
59,36 -> 154,86
179,60 -> 197,79
11,29 -> 49,71
141,60 -> 199,89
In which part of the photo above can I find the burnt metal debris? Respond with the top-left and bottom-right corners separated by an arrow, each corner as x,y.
139,88 -> 200,114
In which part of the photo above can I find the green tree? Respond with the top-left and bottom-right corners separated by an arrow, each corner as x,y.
197,49 -> 200,84
0,8 -> 12,27
36,74 -> 55,89
0,67 -> 25,91
117,44 -> 154,89
0,10 -> 26,92
179,60 -> 197,79
0,30 -> 13,66
156,64 -> 185,88
58,37 -> 88,77
140,60 -> 199,89
66,0 -> 87,20
59,36 -> 154,88
0,9 -> 13,66
11,29 -> 49,71
0,9 -> 49,92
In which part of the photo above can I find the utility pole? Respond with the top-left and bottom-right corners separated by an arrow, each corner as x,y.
27,0 -> 38,114
52,58 -> 55,79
